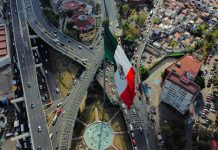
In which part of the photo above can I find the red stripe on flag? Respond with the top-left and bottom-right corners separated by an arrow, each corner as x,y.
120,67 -> 136,109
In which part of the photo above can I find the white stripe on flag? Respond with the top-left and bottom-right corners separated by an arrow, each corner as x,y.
114,45 -> 132,94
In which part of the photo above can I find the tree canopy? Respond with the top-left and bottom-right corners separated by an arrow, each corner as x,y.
43,7 -> 59,27
139,67 -> 150,81
212,76 -> 218,87
153,18 -> 161,24
194,76 -> 205,89
137,11 -> 147,26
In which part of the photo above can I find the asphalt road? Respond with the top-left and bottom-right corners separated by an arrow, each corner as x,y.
22,0 -> 105,149
23,0 -> 96,66
104,0 -> 118,32
10,0 -> 52,149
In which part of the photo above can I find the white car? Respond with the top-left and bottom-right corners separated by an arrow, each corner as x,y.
38,126 -> 42,132
57,102 -> 62,107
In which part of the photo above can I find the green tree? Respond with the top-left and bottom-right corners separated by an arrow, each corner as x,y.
212,29 -> 218,41
197,23 -> 209,36
137,11 -> 147,26
153,18 -> 161,24
124,34 -> 135,44
186,45 -> 195,53
169,39 -> 177,47
43,7 -> 59,27
128,25 -> 139,38
122,22 -> 129,30
161,123 -> 172,138
66,21 -> 74,30
139,67 -> 150,81
122,4 -> 129,18
212,76 -> 218,87
129,10 -> 138,22
194,76 -> 205,89
102,18 -> 109,27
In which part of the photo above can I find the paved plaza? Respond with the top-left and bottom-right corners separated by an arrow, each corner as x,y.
83,122 -> 113,150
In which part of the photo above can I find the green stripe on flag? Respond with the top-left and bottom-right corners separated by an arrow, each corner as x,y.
104,27 -> 118,67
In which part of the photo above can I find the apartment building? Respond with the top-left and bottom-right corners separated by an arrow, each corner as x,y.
160,55 -> 201,114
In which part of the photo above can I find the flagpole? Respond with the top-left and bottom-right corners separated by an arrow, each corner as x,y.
98,0 -> 108,150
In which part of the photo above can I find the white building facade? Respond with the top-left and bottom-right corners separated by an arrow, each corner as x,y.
160,80 -> 195,114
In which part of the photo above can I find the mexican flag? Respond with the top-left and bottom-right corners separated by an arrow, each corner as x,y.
104,26 -> 136,109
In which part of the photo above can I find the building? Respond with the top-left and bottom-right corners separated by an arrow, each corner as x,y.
70,14 -> 96,42
61,0 -> 92,15
188,0 -> 218,17
0,25 -> 7,57
0,24 -> 10,69
160,55 -> 201,114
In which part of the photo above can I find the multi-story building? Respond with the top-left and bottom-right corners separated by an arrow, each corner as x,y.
160,55 -> 202,114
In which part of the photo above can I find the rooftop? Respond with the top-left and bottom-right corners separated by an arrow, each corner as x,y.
167,72 -> 200,94
166,55 -> 202,80
71,14 -> 95,31
0,25 -> 7,57
63,1 -> 85,11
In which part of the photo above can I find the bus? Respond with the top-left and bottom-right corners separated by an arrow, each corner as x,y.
52,115 -> 58,125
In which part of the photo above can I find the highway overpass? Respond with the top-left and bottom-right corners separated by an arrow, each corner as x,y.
10,0 -> 53,149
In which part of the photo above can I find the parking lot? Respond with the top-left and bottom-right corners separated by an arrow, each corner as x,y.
192,54 -> 218,126
143,57 -> 178,131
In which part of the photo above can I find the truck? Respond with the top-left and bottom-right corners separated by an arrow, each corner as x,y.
52,115 -> 58,125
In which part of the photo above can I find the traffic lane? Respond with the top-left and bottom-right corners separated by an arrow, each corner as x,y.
49,69 -> 98,146
25,75 -> 51,149
25,0 -> 94,59
24,13 -> 89,64
13,0 -> 53,148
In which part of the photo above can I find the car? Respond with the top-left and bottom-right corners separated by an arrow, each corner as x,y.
206,97 -> 212,100
139,127 -> 143,133
129,124 -> 134,131
210,108 -> 216,113
131,132 -> 134,138
28,82 -> 31,88
68,39 -> 71,43
205,101 -> 211,104
57,102 -> 62,107
73,79 -> 77,85
31,104 -> 34,108
157,134 -> 164,145
78,45 -> 82,49
202,109 -> 209,114
133,146 -> 138,150
38,126 -> 42,132
123,109 -> 128,115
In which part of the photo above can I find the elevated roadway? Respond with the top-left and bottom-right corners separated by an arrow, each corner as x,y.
21,0 -> 104,149
24,0 -> 97,66
10,0 -> 53,149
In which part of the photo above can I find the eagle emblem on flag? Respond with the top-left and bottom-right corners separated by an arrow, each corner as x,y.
118,64 -> 125,80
